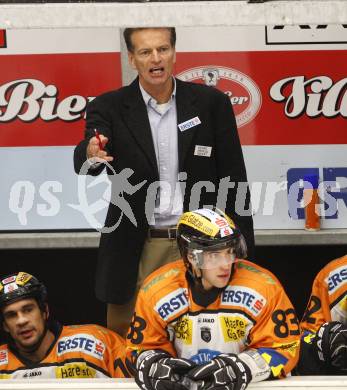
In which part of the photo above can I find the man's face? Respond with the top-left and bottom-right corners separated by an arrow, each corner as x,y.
189,247 -> 235,290
128,28 -> 176,94
2,298 -> 47,352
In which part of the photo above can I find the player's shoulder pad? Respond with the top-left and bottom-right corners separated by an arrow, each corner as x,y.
140,259 -> 185,296
233,259 -> 279,287
319,255 -> 347,279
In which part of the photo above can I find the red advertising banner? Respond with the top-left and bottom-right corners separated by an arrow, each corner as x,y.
175,50 -> 347,146
0,30 -> 5,48
0,52 -> 121,147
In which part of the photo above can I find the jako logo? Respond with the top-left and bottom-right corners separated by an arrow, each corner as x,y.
176,66 -> 262,127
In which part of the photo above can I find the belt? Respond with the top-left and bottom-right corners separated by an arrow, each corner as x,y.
148,227 -> 177,239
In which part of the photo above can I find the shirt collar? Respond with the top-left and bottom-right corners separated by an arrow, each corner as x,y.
139,77 -> 176,107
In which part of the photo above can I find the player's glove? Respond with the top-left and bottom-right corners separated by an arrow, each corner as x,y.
314,321 -> 347,372
186,354 -> 252,390
135,349 -> 197,390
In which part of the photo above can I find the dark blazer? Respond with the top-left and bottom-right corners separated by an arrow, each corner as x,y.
74,77 -> 254,304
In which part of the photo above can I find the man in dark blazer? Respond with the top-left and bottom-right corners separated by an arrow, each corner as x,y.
74,27 -> 254,336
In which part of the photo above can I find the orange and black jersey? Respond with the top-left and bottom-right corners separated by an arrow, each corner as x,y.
0,322 -> 131,379
301,255 -> 347,334
126,259 -> 300,381
298,255 -> 347,375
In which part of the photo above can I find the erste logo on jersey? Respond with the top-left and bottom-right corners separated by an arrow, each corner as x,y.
221,285 -> 266,316
155,288 -> 189,321
176,66 -> 262,128
57,334 -> 105,360
326,265 -> 347,294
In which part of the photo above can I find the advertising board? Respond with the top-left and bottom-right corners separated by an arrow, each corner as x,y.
0,26 -> 346,230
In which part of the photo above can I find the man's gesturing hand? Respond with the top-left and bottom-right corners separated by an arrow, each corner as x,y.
186,354 -> 252,390
87,131 -> 113,163
135,350 -> 197,390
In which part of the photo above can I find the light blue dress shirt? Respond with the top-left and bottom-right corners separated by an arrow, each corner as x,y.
139,80 -> 183,227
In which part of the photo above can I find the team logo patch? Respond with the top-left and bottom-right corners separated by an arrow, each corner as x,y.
176,66 -> 262,128
326,265 -> 347,294
220,315 -> 250,343
200,327 -> 211,343
221,285 -> 266,316
173,316 -> 192,345
2,276 -> 16,285
4,282 -> 18,294
0,350 -> 8,366
195,208 -> 234,237
155,288 -> 189,321
16,272 -> 32,286
57,334 -> 105,360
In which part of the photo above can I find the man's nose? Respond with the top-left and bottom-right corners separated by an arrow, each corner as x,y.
219,257 -> 232,268
16,313 -> 29,326
151,50 -> 160,62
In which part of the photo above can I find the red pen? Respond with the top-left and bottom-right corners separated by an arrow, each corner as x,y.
94,129 -> 104,150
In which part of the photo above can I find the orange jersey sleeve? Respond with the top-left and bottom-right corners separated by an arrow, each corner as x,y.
126,264 -> 184,363
230,261 -> 300,378
300,255 -> 347,335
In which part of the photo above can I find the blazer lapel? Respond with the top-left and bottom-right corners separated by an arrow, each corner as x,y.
122,79 -> 159,177
176,79 -> 199,171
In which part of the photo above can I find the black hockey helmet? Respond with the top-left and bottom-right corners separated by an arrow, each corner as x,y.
177,208 -> 247,270
0,272 -> 47,310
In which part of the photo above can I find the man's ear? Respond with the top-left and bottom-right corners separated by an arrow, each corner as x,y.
128,51 -> 137,71
3,321 -> 9,334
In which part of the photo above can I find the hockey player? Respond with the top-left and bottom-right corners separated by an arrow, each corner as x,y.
126,208 -> 300,390
297,255 -> 347,375
0,272 -> 131,379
